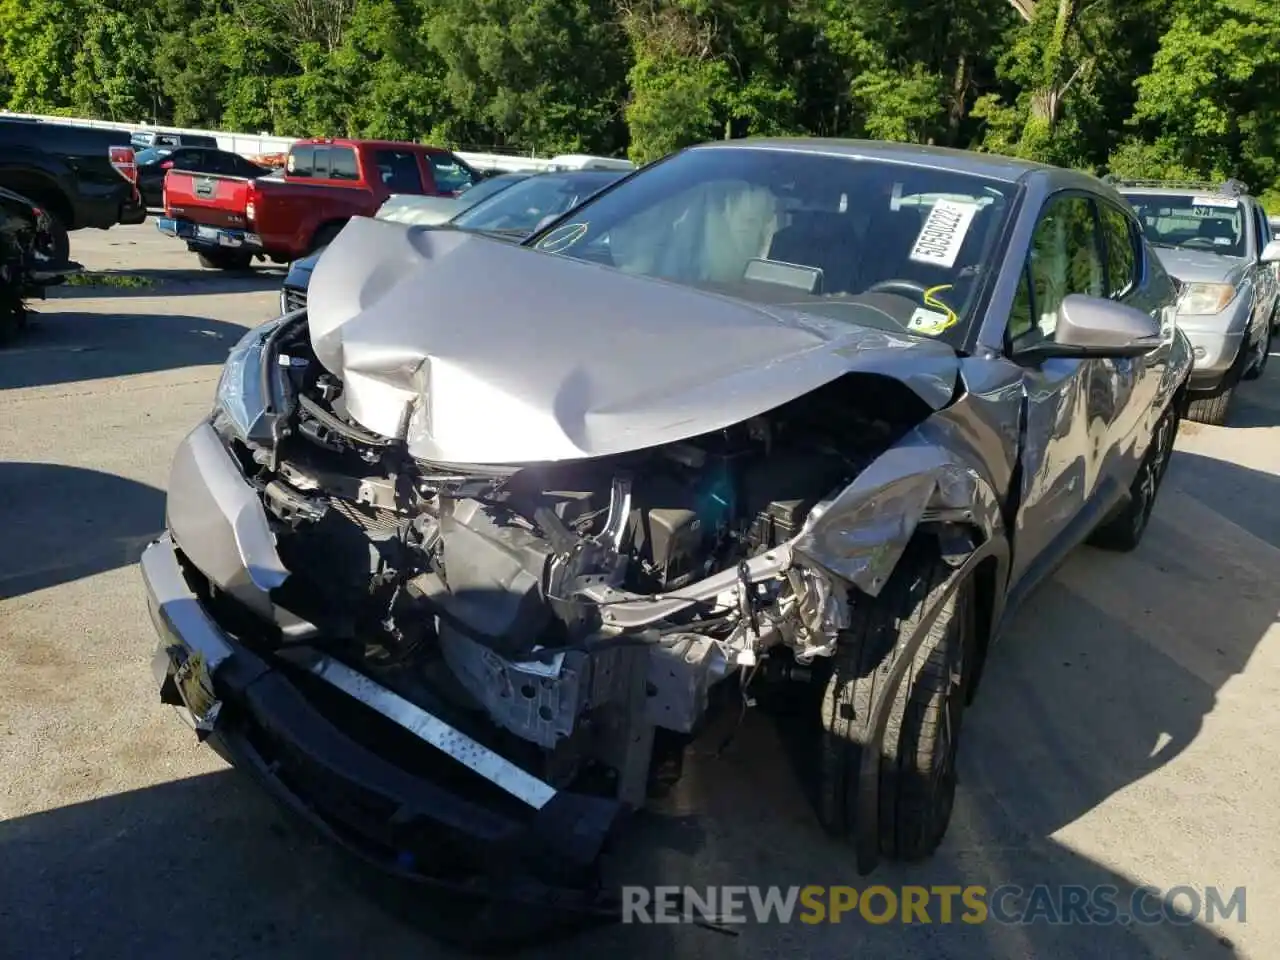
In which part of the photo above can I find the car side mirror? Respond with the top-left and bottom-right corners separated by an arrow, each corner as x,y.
160,160 -> 174,170
1260,239 -> 1280,264
1011,294 -> 1163,364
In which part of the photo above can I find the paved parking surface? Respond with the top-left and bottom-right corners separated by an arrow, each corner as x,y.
1,224 -> 1278,959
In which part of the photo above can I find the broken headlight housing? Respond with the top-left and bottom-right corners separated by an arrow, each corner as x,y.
211,316 -> 290,444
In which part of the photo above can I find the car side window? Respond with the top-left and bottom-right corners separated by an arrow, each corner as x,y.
427,153 -> 474,194
1022,194 -> 1105,340
1099,202 -> 1138,298
329,147 -> 358,182
202,152 -> 230,174
288,146 -> 314,178
375,150 -> 425,192
310,146 -> 331,179
1007,263 -> 1036,341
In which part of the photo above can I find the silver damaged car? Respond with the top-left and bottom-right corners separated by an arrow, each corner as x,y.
142,139 -> 1192,940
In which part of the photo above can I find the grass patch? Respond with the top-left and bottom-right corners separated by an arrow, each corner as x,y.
62,271 -> 156,289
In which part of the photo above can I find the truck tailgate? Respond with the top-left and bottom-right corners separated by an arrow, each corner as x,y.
163,171 -> 254,228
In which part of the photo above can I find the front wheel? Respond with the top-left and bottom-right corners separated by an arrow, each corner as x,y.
1244,325 -> 1272,381
39,212 -> 71,265
1185,388 -> 1233,426
817,538 -> 975,861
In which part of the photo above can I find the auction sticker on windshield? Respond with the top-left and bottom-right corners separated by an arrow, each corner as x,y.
909,199 -> 979,269
907,307 -> 954,336
1191,196 -> 1239,217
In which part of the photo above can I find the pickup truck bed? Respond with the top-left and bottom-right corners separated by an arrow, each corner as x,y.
157,138 -> 479,267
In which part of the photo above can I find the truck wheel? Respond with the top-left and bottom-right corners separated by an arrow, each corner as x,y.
197,250 -> 253,271
1243,325 -> 1272,381
1185,388 -> 1232,426
817,538 -> 975,861
1188,341 -> 1248,425
1088,400 -> 1179,551
39,212 -> 71,265
310,222 -> 346,253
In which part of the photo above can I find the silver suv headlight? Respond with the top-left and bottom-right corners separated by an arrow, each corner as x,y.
1177,282 -> 1238,316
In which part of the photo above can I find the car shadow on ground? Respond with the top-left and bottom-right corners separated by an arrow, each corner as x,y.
44,265 -> 286,300
0,452 -> 1270,959
0,463 -> 165,600
0,308 -> 251,390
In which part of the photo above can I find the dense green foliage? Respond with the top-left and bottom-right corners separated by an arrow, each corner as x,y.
2,0 -> 1278,201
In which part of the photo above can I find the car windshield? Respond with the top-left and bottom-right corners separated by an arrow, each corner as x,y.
1123,193 -> 1248,258
455,174 -> 528,206
528,147 -> 1012,346
454,172 -> 623,236
135,147 -> 171,165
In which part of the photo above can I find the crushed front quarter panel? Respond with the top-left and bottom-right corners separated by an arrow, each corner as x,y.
305,217 -> 961,464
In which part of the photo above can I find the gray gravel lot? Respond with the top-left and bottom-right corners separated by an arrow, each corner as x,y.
1,223 -> 1278,959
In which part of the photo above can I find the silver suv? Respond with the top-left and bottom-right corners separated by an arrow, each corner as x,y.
1116,178 -> 1280,424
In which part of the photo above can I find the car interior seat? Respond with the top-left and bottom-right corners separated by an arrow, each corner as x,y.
765,210 -> 863,293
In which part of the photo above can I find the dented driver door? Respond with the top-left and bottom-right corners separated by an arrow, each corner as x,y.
1004,193 -> 1119,597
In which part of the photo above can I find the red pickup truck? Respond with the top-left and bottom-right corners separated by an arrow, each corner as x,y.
156,138 -> 480,268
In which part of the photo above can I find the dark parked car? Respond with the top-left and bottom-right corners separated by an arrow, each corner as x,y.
130,130 -> 218,153
135,146 -> 268,209
143,139 -> 1191,946
0,118 -> 144,261
279,169 -> 624,313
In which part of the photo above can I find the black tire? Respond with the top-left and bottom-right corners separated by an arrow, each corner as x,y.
310,222 -> 346,253
818,538 -> 975,861
1089,400 -> 1179,551
1185,388 -> 1232,425
196,249 -> 253,271
1244,324 -> 1272,381
40,211 -> 71,265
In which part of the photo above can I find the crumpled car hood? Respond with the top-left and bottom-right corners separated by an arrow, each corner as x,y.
1152,246 -> 1245,284
306,217 -> 961,465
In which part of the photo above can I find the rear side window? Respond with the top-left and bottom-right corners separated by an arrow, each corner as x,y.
1099,202 -> 1138,298
374,150 -> 424,192
329,147 -> 358,181
288,146 -> 314,178
310,146 -> 331,178
427,153 -> 475,194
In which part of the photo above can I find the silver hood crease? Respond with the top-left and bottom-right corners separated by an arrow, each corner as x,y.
305,217 -> 962,465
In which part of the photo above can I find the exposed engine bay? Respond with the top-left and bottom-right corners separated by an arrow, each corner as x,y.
226,316 -> 934,803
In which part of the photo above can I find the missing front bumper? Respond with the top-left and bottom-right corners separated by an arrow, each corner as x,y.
142,534 -> 625,931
